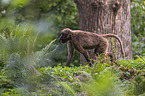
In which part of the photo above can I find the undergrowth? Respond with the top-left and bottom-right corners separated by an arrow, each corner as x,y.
0,25 -> 144,96
1,57 -> 144,96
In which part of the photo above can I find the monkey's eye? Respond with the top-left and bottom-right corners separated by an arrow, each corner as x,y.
62,33 -> 67,35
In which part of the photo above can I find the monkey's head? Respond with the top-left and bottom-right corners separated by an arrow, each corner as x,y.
59,28 -> 72,43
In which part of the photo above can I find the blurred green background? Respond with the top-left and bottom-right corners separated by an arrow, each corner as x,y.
0,0 -> 80,67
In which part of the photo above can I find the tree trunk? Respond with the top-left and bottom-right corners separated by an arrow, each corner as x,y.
74,0 -> 132,64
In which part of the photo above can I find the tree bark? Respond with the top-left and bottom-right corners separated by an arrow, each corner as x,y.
74,0 -> 132,64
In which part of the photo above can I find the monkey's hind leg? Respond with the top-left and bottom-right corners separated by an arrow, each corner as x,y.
94,44 -> 111,63
107,52 -> 115,63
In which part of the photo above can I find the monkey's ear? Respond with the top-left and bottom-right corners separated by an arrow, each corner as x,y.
66,30 -> 72,39
67,30 -> 71,36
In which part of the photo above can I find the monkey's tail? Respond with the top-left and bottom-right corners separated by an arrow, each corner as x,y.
102,34 -> 125,58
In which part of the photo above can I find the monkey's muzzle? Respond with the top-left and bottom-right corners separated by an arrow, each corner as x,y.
59,35 -> 67,43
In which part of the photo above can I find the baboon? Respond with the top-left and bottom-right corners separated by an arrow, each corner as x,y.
59,28 -> 125,66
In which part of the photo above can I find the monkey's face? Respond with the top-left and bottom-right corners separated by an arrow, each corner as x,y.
59,30 -> 71,43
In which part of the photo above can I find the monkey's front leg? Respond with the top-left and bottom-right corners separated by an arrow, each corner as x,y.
66,41 -> 75,66
81,51 -> 93,66
74,44 -> 92,66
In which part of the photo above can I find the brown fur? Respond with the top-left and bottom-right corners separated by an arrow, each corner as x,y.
59,28 -> 125,66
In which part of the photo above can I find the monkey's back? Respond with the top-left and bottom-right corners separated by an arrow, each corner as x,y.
71,31 -> 108,49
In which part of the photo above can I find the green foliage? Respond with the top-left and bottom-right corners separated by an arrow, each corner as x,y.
1,56 -> 145,95
60,82 -> 77,96
0,23 -> 59,94
131,0 -> 145,58
40,65 -> 91,82
79,70 -> 124,96
119,56 -> 145,70
11,0 -> 30,8
39,58 -> 144,96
